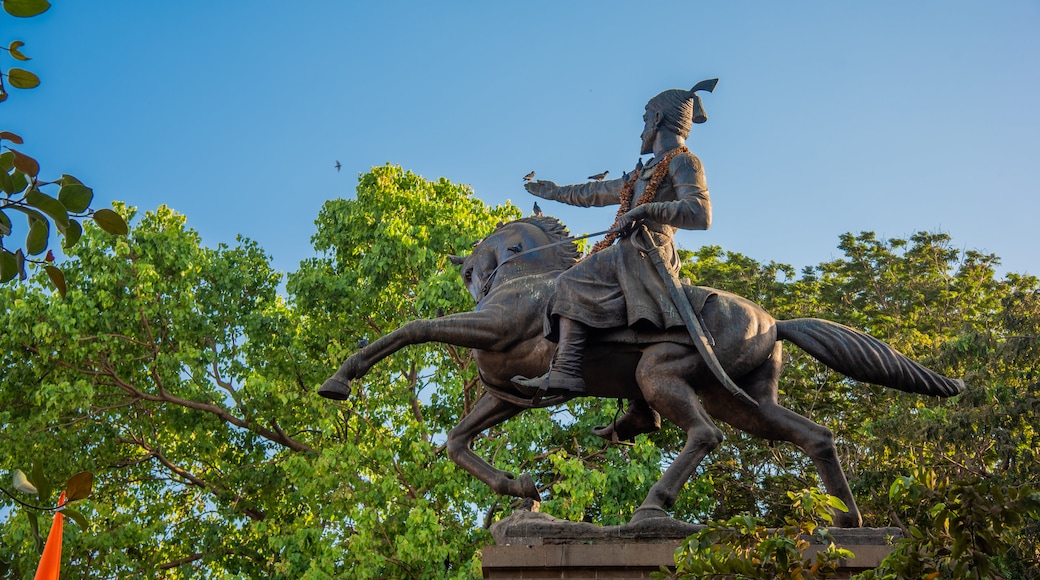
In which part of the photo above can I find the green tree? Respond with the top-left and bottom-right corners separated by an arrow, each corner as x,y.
3,165 -> 1038,577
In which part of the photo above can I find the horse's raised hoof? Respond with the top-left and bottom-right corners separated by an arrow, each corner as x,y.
318,376 -> 352,400
628,506 -> 670,524
517,472 -> 540,501
832,510 -> 863,529
592,407 -> 661,442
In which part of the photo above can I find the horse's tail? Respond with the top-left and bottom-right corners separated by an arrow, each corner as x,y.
776,318 -> 965,397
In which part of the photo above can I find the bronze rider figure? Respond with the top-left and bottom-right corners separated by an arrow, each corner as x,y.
513,81 -> 718,438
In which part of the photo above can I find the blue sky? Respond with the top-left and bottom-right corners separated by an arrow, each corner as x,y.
5,1 -> 1039,279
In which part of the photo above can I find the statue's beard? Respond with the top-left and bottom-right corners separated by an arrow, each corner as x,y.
640,130 -> 655,155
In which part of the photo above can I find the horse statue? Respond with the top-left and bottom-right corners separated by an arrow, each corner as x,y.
318,216 -> 964,527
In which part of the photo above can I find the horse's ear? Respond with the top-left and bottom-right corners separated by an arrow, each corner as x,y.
448,255 -> 466,267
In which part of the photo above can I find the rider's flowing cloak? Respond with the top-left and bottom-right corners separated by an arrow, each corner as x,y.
542,151 -> 711,340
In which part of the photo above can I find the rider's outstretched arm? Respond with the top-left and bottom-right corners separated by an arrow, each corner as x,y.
526,177 -> 624,208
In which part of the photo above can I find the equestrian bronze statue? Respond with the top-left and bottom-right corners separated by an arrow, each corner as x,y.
318,83 -> 965,527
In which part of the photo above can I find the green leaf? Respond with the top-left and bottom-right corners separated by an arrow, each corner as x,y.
10,148 -> 39,178
26,188 -> 70,229
65,471 -> 93,501
25,215 -> 48,255
6,67 -> 40,89
15,248 -> 25,280
58,181 -> 93,213
62,218 -> 82,249
0,130 -> 24,144
26,511 -> 42,553
12,469 -> 38,495
62,507 -> 89,530
31,460 -> 52,502
2,0 -> 51,18
0,249 -> 15,282
0,209 -> 10,235
10,169 -> 28,192
0,151 -> 13,171
826,495 -> 848,512
92,208 -> 128,235
45,265 -> 65,297
0,168 -> 15,194
8,40 -> 31,61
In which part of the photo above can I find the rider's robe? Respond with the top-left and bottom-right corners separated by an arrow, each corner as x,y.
541,150 -> 711,339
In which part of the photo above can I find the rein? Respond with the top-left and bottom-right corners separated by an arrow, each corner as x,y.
478,227 -> 618,297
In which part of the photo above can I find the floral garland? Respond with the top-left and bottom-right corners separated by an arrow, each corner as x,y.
588,146 -> 689,255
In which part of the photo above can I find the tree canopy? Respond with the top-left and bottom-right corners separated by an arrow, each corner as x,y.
1,164 -> 1037,578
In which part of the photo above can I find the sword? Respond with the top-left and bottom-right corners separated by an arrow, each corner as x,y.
635,228 -> 758,407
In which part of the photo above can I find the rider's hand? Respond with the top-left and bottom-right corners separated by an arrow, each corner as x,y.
524,180 -> 558,199
615,206 -> 647,236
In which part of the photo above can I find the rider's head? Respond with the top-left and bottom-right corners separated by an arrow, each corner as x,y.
645,86 -> 711,139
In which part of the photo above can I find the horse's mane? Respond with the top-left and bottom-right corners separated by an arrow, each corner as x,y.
498,216 -> 581,269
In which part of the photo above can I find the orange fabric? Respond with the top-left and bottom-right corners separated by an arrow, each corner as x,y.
34,491 -> 65,580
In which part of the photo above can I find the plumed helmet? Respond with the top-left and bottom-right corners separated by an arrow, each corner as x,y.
646,79 -> 719,138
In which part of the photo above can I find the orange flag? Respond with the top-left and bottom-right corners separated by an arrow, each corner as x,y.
34,491 -> 66,580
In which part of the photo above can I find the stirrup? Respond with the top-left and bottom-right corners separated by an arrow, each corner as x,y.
511,372 -> 549,390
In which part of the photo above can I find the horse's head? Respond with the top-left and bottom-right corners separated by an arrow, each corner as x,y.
448,216 -> 581,302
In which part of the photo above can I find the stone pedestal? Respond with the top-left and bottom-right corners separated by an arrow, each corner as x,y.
483,510 -> 900,579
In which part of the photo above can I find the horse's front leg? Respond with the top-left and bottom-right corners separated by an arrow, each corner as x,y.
319,311 -> 507,400
446,393 -> 540,501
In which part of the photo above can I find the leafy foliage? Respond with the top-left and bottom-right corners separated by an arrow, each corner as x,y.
1,165 -> 1038,577
662,489 -> 854,579
857,471 -> 1039,580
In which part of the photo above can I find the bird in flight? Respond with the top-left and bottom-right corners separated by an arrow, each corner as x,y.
588,170 -> 609,181
523,171 -> 535,182
335,160 -> 341,172
533,202 -> 543,217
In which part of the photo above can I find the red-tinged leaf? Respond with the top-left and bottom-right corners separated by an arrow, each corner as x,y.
64,471 -> 93,501
92,208 -> 128,236
45,249 -> 54,262
6,68 -> 40,89
9,148 -> 39,178
44,265 -> 65,296
0,130 -> 24,144
8,41 -> 31,61
2,0 -> 51,18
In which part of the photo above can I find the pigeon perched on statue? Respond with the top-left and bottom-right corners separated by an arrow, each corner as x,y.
588,170 -> 609,181
523,171 -> 535,182
533,202 -> 543,217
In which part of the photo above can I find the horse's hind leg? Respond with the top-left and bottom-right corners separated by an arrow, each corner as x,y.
446,393 -> 540,501
630,343 -> 723,523
702,342 -> 862,527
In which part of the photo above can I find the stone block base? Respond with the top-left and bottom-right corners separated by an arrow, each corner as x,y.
482,510 -> 899,579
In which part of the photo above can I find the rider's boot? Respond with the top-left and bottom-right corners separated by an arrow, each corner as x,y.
592,399 -> 661,442
513,317 -> 588,394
